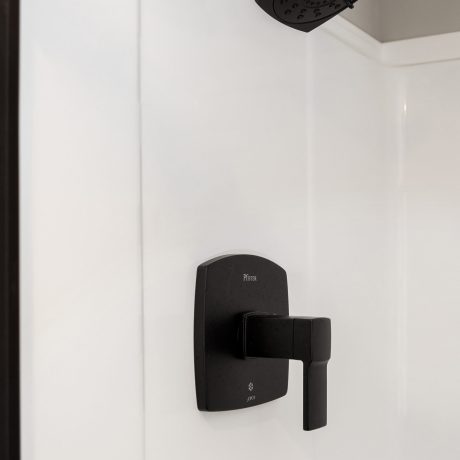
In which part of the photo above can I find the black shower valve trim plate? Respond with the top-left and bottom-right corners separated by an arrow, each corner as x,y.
194,254 -> 331,431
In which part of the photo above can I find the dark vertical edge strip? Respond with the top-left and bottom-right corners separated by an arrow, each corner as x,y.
194,265 -> 208,410
0,0 -> 20,459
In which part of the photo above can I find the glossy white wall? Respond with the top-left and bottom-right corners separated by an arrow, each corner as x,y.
141,2 -> 313,458
396,60 -> 460,460
20,0 -> 144,459
305,30 -> 399,460
140,4 -> 396,459
20,1 -> 460,458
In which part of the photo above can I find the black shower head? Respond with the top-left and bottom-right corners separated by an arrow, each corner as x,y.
255,0 -> 358,33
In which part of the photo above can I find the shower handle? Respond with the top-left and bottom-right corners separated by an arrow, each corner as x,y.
241,313 -> 331,430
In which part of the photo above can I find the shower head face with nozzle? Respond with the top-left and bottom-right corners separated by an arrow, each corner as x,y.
255,0 -> 358,33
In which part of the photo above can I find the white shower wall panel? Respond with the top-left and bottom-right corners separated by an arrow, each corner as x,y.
20,0 -> 144,459
19,0 -> 460,458
398,60 -> 460,460
141,5 -> 396,460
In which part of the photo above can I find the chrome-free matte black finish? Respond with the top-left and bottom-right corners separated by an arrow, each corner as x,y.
255,0 -> 358,33
243,314 -> 331,430
0,0 -> 20,458
194,255 -> 331,431
194,255 -> 289,411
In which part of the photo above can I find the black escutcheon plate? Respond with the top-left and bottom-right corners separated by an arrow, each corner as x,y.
194,254 -> 289,411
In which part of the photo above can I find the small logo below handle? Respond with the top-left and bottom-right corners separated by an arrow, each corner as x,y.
247,382 -> 256,403
243,274 -> 257,282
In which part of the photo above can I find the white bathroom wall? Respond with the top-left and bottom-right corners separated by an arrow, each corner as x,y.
141,3 -> 396,459
20,1 -> 144,459
141,2 -> 312,458
20,1 -> 460,458
396,60 -> 460,460
305,30 -> 399,460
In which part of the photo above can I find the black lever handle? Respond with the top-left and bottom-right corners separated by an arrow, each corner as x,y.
241,314 -> 331,431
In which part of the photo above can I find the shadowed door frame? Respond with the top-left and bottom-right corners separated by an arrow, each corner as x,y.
0,0 -> 20,459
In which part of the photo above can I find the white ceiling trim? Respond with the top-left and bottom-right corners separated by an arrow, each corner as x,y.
322,16 -> 382,63
323,16 -> 460,67
382,31 -> 460,66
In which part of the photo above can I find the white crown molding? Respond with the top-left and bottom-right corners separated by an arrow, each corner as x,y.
382,31 -> 460,66
322,16 -> 382,63
323,16 -> 460,67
